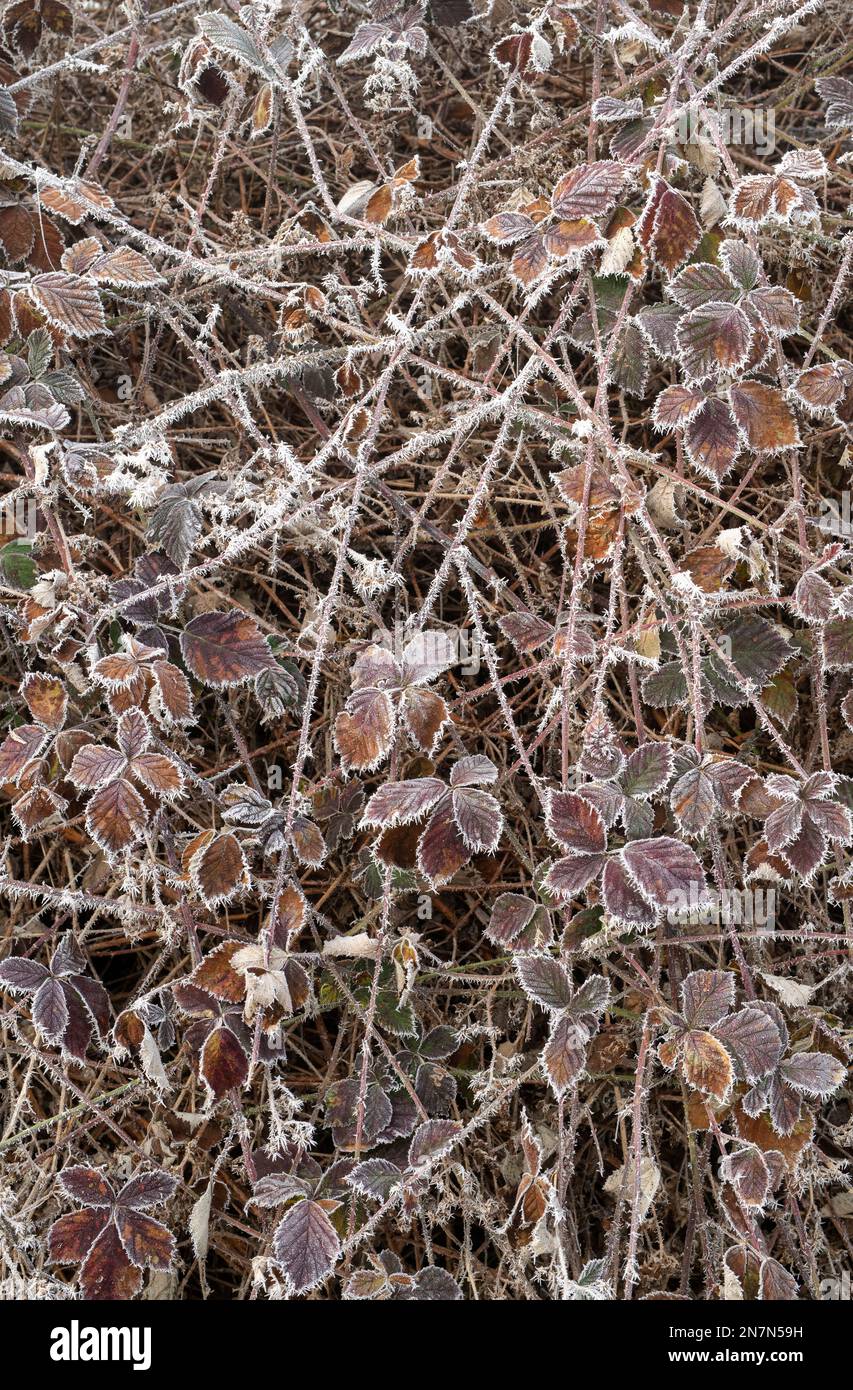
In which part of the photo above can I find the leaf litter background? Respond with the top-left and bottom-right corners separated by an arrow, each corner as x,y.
0,0 -> 851,1303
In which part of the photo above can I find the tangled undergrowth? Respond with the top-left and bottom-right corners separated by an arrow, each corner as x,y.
0,0 -> 851,1304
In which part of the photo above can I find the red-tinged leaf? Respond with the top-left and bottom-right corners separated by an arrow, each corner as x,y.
487,893 -> 537,946
402,686 -> 448,752
721,1145 -> 770,1207
417,797 -> 469,885
39,179 -> 114,224
291,815 -> 326,866
646,183 -> 700,274
21,672 -> 66,731
794,361 -> 852,413
0,723 -> 46,782
408,1119 -> 461,1168
748,285 -> 799,335
498,611 -> 554,652
117,706 -> 150,760
634,302 -> 684,359
729,176 -> 776,226
79,1224 -> 143,1301
779,1051 -> 845,1097
59,1165 -> 116,1207
768,1074 -> 804,1135
601,857 -> 657,928
12,785 -> 65,836
652,383 -> 705,429
621,743 -> 674,799
677,301 -> 752,378
807,797 -> 852,843
55,986 -> 91,1060
670,765 -> 716,835
86,777 -> 146,853
68,741 -> 126,789
685,396 -> 740,481
759,1257 -> 798,1301
511,232 -> 548,286
669,262 -> 737,309
543,1013 -> 588,1096
680,969 -> 735,1029
491,31 -> 533,74
131,751 -> 183,799
547,790 -> 606,853
48,1209 -> 105,1263
682,1029 -> 733,1100
93,651 -> 144,689
361,778 -> 446,827
621,836 -> 706,911
188,832 -> 248,905
716,1007 -> 784,1081
366,183 -> 397,226
334,688 -> 395,770
779,818 -> 826,880
180,610 -> 274,687
546,851 -> 605,899
450,755 -> 497,787
273,1198 -> 341,1294
116,1167 -> 177,1212
551,161 -> 625,220
201,1023 -> 249,1098
543,217 -> 601,259
88,246 -> 165,287
0,956 -> 49,991
32,974 -> 68,1040
514,954 -> 573,1011
729,382 -> 799,452
483,212 -> 534,244
28,272 -> 106,337
793,570 -> 833,622
451,786 -> 502,852
115,1209 -> 175,1270
189,941 -> 245,1004
151,659 -> 194,725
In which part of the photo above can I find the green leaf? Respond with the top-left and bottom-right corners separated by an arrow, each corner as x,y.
0,539 -> 35,589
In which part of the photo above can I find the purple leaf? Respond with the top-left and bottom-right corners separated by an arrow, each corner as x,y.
451,786 -> 502,852
116,1170 -> 178,1212
0,956 -> 49,991
449,754 -> 498,787
272,1198 -> 341,1294
543,1014 -> 588,1096
779,1051 -> 846,1097
547,791 -> 606,854
679,969 -> 735,1030
546,852 -> 605,899
715,1007 -> 783,1081
408,1119 -> 461,1169
33,976 -> 69,1040
621,743 -> 674,799
361,778 -> 445,827
601,857 -> 657,928
487,893 -> 537,945
620,836 -> 706,911
514,954 -> 573,1011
